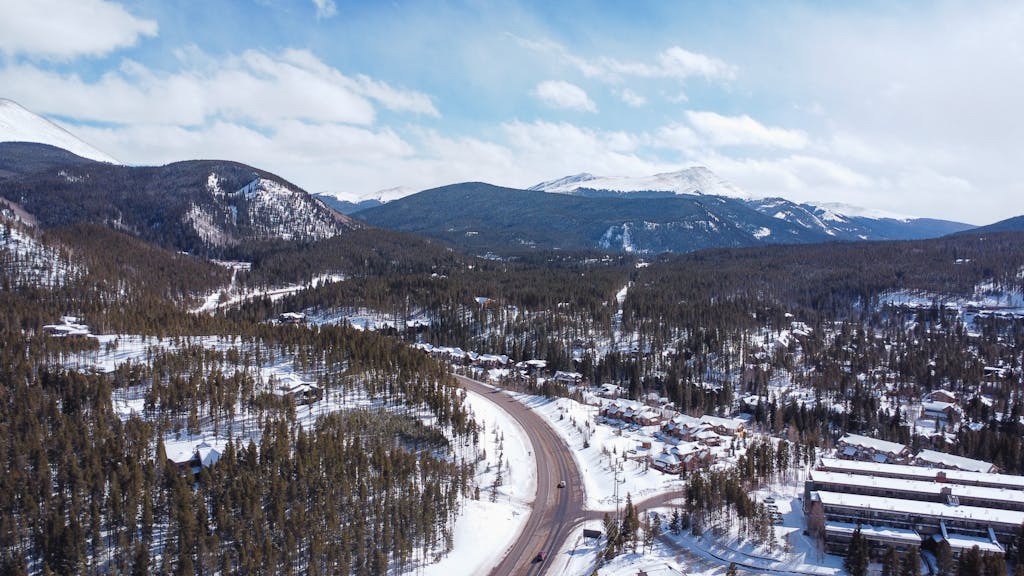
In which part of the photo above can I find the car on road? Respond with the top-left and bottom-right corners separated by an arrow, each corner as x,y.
534,551 -> 547,563
557,480 -> 567,488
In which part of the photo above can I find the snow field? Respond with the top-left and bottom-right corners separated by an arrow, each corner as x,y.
422,388 -> 535,575
512,393 -> 686,511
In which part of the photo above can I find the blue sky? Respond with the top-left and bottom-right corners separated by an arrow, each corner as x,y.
1,0 -> 1022,223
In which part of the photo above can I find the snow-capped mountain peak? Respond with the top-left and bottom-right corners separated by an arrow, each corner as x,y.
360,185 -> 417,203
528,173 -> 598,192
0,98 -> 119,164
529,166 -> 754,200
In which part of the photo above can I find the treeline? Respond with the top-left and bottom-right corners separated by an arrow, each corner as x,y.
0,366 -> 472,575
1,218 -> 480,575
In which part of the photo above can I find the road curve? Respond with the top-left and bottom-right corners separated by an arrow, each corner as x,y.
455,375 -> 586,576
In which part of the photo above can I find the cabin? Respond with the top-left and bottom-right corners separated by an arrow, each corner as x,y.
278,312 -> 307,324
165,441 -> 223,476
42,316 -> 90,338
273,375 -> 323,405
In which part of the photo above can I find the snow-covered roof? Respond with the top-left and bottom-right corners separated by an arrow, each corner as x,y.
810,470 -> 1024,506
699,414 -> 744,431
819,457 -> 1024,490
838,433 -> 907,455
921,401 -> 956,414
825,521 -> 922,544
916,450 -> 994,473
940,533 -> 1004,555
815,490 -> 1024,527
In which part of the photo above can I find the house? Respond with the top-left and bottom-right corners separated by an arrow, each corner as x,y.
699,414 -> 746,437
553,371 -> 583,385
921,400 -> 959,423
475,354 -> 509,368
652,452 -> 683,474
601,400 -> 663,426
651,442 -> 713,474
165,440 -> 223,476
278,312 -> 306,324
273,375 -> 323,405
836,433 -> 909,464
662,414 -> 700,440
598,384 -> 621,398
925,389 -> 957,404
42,316 -> 91,338
519,359 -> 547,375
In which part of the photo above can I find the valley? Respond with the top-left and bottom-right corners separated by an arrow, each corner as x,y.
3,108 -> 1024,576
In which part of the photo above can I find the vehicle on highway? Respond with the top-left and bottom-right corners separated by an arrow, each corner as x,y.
557,480 -> 566,488
534,551 -> 547,562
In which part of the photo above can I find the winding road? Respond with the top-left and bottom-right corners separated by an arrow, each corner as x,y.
456,375 -> 586,576
457,374 -> 699,575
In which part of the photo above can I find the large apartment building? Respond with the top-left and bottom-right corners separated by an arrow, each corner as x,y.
805,457 -> 1023,558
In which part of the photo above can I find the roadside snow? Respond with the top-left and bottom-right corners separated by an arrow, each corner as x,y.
422,388 -> 535,575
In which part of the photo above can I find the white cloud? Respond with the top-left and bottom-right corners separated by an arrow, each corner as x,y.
518,37 -> 735,84
0,0 -> 157,60
657,47 -> 736,81
0,48 -> 438,127
620,89 -> 647,108
686,110 -> 808,149
312,0 -> 337,19
655,123 -> 701,152
354,74 -> 440,117
532,80 -> 597,113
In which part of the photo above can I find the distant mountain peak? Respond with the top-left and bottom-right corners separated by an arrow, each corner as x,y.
529,166 -> 753,200
528,173 -> 598,191
359,185 -> 417,203
0,99 -> 119,165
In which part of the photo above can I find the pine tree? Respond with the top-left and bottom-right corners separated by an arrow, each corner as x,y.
883,545 -> 900,576
900,547 -> 920,576
844,525 -> 869,576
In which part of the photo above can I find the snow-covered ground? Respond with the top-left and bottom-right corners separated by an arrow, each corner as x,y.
69,332 -> 539,576
312,307 -> 432,331
422,388 -> 535,575
510,393 -> 687,511
192,264 -> 345,314
1,221 -> 80,288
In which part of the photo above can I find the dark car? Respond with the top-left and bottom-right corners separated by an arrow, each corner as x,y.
557,480 -> 566,488
534,551 -> 547,563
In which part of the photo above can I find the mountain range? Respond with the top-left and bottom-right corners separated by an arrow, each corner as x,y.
355,177 -> 975,254
0,141 -> 356,256
1,97 -> 1019,258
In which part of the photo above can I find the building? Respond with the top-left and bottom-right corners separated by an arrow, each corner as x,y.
914,450 -> 996,474
553,371 -> 583,385
165,440 -> 223,476
272,375 -> 323,405
278,312 -> 307,324
817,457 -> 1024,490
651,442 -> 713,475
836,433 -> 910,464
601,400 -> 663,426
806,458 -> 1019,559
42,316 -> 90,337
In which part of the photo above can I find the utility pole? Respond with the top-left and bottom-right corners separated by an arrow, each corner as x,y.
614,461 -> 620,524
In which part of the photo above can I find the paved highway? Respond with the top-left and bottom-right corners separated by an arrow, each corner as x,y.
457,374 -> 699,576
456,375 -> 586,576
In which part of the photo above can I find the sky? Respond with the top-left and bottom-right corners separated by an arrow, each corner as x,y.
0,0 -> 1022,224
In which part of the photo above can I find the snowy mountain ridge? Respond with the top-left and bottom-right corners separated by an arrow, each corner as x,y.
0,99 -> 119,165
530,166 -> 752,199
